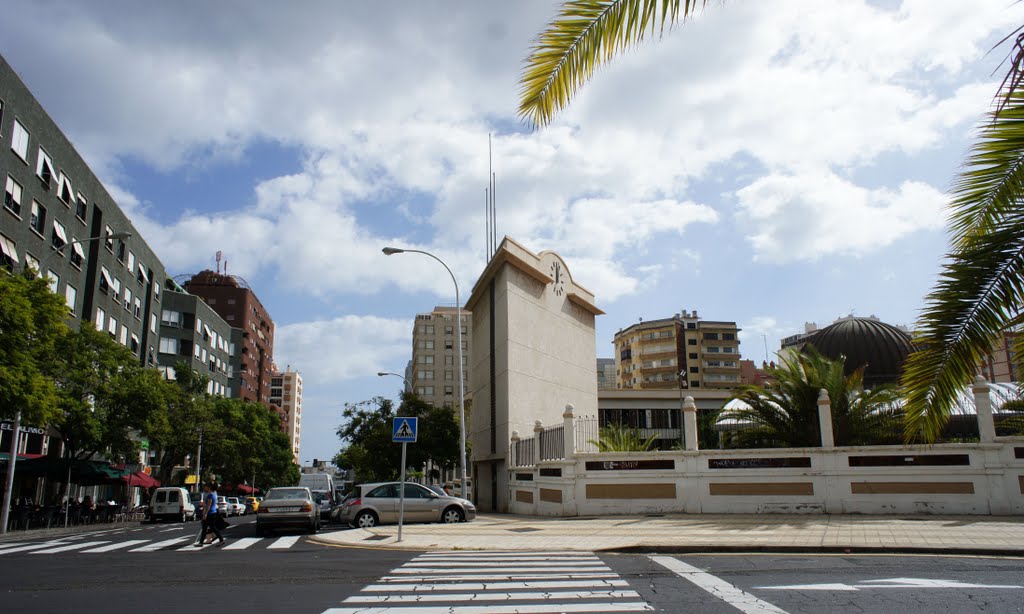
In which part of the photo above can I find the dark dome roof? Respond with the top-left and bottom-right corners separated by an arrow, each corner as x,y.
804,317 -> 916,386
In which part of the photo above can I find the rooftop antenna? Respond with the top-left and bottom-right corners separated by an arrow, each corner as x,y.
485,133 -> 497,259
216,250 -> 223,274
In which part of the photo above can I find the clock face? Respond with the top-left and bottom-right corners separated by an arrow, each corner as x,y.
550,261 -> 565,296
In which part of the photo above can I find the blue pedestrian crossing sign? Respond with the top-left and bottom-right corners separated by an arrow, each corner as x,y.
392,417 -> 418,443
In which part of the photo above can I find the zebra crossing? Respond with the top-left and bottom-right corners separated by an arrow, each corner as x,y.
0,528 -> 322,556
324,550 -> 653,613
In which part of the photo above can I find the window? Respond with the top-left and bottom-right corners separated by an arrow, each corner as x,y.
444,340 -> 453,350
445,355 -> 454,366
150,313 -> 157,334
68,238 -> 84,268
687,338 -> 697,346
422,386 -> 434,396
119,326 -> 128,346
104,226 -> 113,250
703,333 -> 719,341
112,277 -> 121,301
65,284 -> 77,314
0,233 -> 17,270
107,315 -> 117,337
194,344 -> 201,359
46,270 -> 59,294
30,200 -> 46,235
134,298 -> 142,319
123,287 -> 132,311
723,333 -> 735,341
23,253 -> 38,274
57,172 -> 73,206
419,355 -> 434,364
129,334 -> 140,355
461,340 -> 467,350
4,175 -> 22,216
461,326 -> 467,335
689,352 -> 698,359
127,251 -> 135,273
425,340 -> 434,349
99,266 -> 112,294
417,370 -> 434,380
51,220 -> 68,250
95,307 -> 105,330
445,370 -> 453,380
444,385 -> 453,396
11,119 -> 29,161
116,238 -> 126,262
445,326 -> 453,335
690,366 -> 699,374
159,337 -> 178,354
35,147 -> 53,189
424,325 -> 434,334
75,194 -> 87,221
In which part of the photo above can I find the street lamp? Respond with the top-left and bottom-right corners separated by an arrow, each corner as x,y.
382,246 -> 469,500
377,371 -> 411,391
1,230 -> 133,534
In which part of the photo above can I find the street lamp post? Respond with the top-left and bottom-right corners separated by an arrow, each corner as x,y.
1,231 -> 133,534
377,371 -> 411,392
382,247 -> 469,500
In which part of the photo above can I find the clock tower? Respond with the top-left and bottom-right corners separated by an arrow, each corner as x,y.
465,237 -> 603,512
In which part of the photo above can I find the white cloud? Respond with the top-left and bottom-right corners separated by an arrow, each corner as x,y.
273,315 -> 411,385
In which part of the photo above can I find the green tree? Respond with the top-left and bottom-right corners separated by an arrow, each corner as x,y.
50,323 -> 165,461
723,348 -> 902,448
589,423 -> 656,451
518,2 -> 1024,443
145,361 -> 211,485
335,394 -> 462,484
203,396 -> 299,489
0,274 -> 67,427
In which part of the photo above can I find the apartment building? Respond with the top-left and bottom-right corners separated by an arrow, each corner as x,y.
1,54 -> 166,367
182,270 -> 275,407
613,309 -> 741,390
410,306 -> 472,408
269,369 -> 303,463
156,285 -> 234,397
596,358 -> 616,390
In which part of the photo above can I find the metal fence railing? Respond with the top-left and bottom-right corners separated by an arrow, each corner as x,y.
540,425 -> 564,460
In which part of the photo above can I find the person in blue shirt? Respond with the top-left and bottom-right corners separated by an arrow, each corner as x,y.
195,482 -> 225,546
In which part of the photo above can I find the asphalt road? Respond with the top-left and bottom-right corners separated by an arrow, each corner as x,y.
2,516 -> 1023,613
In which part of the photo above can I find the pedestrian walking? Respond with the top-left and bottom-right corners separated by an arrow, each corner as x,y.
194,482 -> 225,547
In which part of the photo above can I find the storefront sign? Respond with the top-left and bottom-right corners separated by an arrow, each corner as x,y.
585,459 -> 675,471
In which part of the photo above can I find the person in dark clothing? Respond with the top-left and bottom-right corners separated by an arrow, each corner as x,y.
194,482 -> 225,546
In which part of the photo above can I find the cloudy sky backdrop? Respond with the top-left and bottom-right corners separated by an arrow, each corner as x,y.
2,0 -> 1020,463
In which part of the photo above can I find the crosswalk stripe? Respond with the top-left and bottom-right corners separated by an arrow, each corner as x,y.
222,537 -> 261,550
391,566 -> 610,574
421,550 -> 593,556
179,541 -> 219,551
0,542 -> 28,549
414,556 -> 601,562
268,536 -> 301,549
345,590 -> 643,604
364,580 -> 629,592
380,573 -> 618,582
0,542 -> 66,555
323,604 -> 652,613
129,537 -> 191,552
82,540 -> 150,553
32,541 -> 110,554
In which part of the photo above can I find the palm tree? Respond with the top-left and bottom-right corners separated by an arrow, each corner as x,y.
519,2 -> 1024,443
589,423 -> 658,451
723,348 -> 902,448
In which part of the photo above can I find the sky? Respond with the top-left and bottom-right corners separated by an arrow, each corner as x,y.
2,0 -> 1021,464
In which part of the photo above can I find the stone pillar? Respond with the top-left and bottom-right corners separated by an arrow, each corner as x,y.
973,376 -> 996,443
534,420 -> 544,465
817,389 -> 835,448
682,396 -> 698,451
563,403 -> 575,459
510,431 -> 520,468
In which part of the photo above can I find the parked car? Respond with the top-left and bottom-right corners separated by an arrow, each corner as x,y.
311,491 -> 334,521
337,482 -> 476,528
255,486 -> 320,535
149,487 -> 197,523
225,497 -> 246,516
244,496 -> 261,513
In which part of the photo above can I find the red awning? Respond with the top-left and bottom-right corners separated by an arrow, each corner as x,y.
121,471 -> 160,489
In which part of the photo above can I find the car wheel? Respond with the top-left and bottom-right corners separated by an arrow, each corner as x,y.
310,519 -> 319,534
442,507 -> 464,524
354,510 -> 377,528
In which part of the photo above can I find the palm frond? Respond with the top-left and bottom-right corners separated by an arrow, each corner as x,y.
902,125 -> 1024,441
518,0 -> 709,128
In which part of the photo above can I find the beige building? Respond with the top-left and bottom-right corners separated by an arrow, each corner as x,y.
976,331 -> 1020,384
613,310 -> 741,391
410,306 -> 472,409
466,238 -> 603,512
269,368 -> 303,464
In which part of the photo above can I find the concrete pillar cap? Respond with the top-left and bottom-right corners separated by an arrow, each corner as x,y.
510,430 -> 520,440
682,396 -> 697,411
563,403 -> 575,418
817,389 -> 830,402
534,420 -> 544,432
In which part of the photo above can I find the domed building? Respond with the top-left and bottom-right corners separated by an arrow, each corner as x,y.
800,316 -> 917,388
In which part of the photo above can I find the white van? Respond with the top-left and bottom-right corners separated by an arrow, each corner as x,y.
149,487 -> 196,523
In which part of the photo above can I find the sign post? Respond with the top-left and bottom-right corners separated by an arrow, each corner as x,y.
392,417 -> 418,543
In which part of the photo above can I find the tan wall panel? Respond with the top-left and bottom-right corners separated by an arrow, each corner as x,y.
540,488 -> 562,504
515,490 -> 534,504
585,483 -> 676,500
851,481 -> 975,495
709,482 -> 814,496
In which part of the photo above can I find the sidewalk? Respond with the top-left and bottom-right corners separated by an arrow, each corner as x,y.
312,513 -> 1024,556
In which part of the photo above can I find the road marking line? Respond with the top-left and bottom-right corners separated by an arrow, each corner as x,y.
345,590 -> 642,603
159,527 -> 184,533
423,550 -> 594,556
129,537 -> 191,552
364,579 -> 629,592
222,538 -> 262,550
268,536 -> 301,549
323,604 -> 651,613
404,560 -> 604,567
0,542 -> 67,555
0,542 -> 28,549
380,573 -> 617,582
650,556 -> 787,614
32,541 -> 110,554
390,566 -> 610,574
416,555 -> 601,562
82,540 -> 150,553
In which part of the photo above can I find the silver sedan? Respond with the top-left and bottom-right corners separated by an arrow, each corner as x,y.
336,482 -> 476,528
